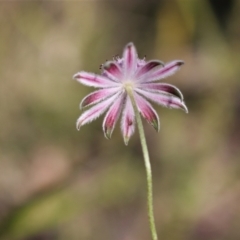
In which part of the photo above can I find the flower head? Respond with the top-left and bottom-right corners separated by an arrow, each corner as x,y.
73,42 -> 188,145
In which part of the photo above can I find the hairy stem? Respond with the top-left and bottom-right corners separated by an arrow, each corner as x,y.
126,88 -> 158,240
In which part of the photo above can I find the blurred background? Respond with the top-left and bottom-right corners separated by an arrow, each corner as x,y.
0,0 -> 240,239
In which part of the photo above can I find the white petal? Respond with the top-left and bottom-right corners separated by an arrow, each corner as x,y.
135,88 -> 188,112
76,92 -> 122,130
73,71 -> 119,88
80,87 -> 120,109
138,60 -> 184,83
121,97 -> 135,145
134,93 -> 160,131
122,42 -> 138,78
102,93 -> 125,139
102,61 -> 123,82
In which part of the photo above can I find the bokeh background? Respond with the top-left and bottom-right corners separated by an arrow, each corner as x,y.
0,0 -> 240,239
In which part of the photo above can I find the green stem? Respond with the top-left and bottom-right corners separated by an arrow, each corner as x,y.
127,88 -> 158,240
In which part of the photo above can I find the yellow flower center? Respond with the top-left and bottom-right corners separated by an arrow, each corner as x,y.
123,81 -> 135,92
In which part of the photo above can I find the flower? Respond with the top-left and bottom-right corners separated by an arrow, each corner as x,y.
73,42 -> 188,145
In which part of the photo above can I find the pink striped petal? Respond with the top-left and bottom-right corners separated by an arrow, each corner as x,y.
134,93 -> 160,131
138,83 -> 183,100
76,93 -> 120,130
73,71 -> 118,88
103,93 -> 125,139
102,61 -> 122,82
123,42 -> 138,77
135,88 -> 188,113
135,60 -> 164,78
139,60 -> 184,83
80,87 -> 120,109
121,97 -> 135,145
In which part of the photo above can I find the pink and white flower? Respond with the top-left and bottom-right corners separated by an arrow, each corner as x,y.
73,42 -> 188,145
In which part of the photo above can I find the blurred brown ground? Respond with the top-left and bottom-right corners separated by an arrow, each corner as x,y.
0,0 -> 240,239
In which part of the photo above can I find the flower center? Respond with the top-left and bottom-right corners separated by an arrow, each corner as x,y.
123,81 -> 135,92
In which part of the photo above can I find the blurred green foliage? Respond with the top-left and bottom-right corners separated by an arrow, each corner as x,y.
0,0 -> 240,240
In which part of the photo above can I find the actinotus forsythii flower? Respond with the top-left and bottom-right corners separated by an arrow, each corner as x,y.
73,42 -> 188,145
